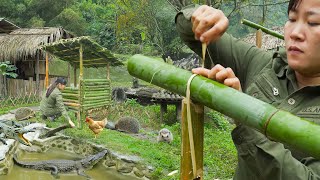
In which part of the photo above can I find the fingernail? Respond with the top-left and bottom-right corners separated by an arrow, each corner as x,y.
200,36 -> 204,42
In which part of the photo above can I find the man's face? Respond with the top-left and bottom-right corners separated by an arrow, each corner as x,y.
284,0 -> 320,76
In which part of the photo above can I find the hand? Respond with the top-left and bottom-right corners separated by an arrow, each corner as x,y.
68,120 -> 75,128
191,5 -> 229,44
192,64 -> 242,91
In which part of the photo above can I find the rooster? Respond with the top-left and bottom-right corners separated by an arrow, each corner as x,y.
85,117 -> 107,138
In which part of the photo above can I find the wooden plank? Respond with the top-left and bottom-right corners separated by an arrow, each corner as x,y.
45,53 -> 49,88
36,52 -> 40,97
256,29 -> 262,48
180,99 -> 204,180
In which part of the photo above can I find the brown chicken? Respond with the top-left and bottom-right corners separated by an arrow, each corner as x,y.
85,117 -> 107,138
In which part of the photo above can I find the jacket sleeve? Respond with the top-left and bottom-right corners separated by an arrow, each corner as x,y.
232,125 -> 320,180
54,90 -> 70,121
175,5 -> 273,88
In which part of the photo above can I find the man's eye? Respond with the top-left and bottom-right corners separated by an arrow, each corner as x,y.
288,18 -> 296,22
308,22 -> 320,26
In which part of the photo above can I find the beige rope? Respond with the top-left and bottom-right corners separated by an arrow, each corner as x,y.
186,73 -> 198,179
201,43 -> 207,68
184,42 -> 206,179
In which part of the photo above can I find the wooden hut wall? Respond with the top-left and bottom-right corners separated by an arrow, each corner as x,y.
5,77 -> 56,97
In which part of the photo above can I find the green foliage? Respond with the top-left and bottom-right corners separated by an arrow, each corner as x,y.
0,61 -> 17,78
206,110 -> 231,131
49,8 -> 87,35
28,16 -> 45,27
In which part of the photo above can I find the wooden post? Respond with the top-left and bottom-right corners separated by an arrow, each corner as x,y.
67,63 -> 70,86
176,102 -> 182,121
0,74 -> 3,96
180,99 -> 204,180
78,44 -> 84,128
79,44 -> 83,81
107,63 -> 110,80
160,103 -> 168,123
73,67 -> 77,88
45,53 -> 49,88
256,29 -> 263,48
36,51 -> 40,97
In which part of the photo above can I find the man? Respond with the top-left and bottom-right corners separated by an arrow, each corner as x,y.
176,0 -> 320,179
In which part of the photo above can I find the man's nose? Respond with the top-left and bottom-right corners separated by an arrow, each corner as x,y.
289,23 -> 305,41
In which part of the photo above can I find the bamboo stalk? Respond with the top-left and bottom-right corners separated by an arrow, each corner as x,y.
83,79 -> 110,82
256,29 -> 262,48
83,82 -> 110,85
83,85 -> 110,89
127,54 -> 320,159
83,88 -> 110,91
45,53 -> 49,88
63,97 -> 79,103
83,93 -> 109,97
83,96 -> 109,101
62,93 -> 79,97
83,99 -> 108,105
181,99 -> 204,179
241,19 -> 284,40
64,102 -> 80,107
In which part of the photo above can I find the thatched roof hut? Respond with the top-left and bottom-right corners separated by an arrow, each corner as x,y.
241,26 -> 285,50
0,18 -> 20,34
0,27 -> 74,62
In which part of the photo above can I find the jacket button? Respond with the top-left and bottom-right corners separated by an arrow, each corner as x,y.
252,92 -> 258,97
288,98 -> 295,105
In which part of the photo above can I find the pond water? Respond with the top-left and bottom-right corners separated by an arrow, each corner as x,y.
1,148 -> 139,180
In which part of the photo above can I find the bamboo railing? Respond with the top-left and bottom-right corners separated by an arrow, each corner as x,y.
62,79 -> 111,127
127,54 -> 320,160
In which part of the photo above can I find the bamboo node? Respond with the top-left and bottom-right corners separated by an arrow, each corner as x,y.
263,109 -> 280,137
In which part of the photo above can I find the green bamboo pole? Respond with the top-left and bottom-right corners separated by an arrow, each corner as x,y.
241,19 -> 284,40
127,54 -> 320,159
83,79 -> 109,82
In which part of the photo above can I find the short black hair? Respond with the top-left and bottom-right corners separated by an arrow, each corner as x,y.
288,0 -> 302,14
55,77 -> 67,85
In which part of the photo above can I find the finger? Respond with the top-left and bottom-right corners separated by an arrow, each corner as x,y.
192,67 -> 210,77
224,77 -> 242,91
192,5 -> 213,40
215,67 -> 236,82
191,5 -> 207,24
200,12 -> 229,43
208,64 -> 225,80
195,9 -> 221,43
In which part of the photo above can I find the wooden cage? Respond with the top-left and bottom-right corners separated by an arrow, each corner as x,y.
42,36 -> 123,127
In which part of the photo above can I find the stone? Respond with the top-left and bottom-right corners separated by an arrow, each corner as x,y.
133,167 -> 145,178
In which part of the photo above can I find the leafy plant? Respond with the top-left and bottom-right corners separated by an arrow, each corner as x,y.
0,61 -> 18,78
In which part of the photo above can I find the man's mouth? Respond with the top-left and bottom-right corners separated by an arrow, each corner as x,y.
288,46 -> 303,53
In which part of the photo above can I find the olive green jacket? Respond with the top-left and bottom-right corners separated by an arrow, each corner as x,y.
40,87 -> 70,121
176,5 -> 320,180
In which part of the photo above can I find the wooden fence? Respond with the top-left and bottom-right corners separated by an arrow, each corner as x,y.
0,77 -> 56,108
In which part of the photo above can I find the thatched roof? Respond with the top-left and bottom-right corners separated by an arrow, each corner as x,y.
0,27 -> 73,62
0,18 -> 20,33
42,36 -> 123,68
241,26 -> 285,50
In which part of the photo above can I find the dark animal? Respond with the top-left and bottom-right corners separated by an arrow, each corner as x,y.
115,116 -> 140,134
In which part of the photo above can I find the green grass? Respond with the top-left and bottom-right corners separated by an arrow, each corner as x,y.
22,100 -> 237,180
